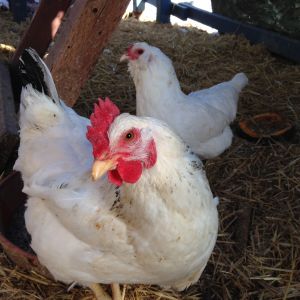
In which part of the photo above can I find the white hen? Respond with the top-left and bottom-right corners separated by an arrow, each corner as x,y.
121,42 -> 248,159
14,48 -> 218,300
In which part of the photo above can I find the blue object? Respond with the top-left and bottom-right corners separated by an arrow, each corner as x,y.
133,0 -> 171,23
133,0 -> 300,63
9,0 -> 27,23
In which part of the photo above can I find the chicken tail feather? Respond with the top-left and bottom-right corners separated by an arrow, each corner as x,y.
19,48 -> 60,105
230,72 -> 248,92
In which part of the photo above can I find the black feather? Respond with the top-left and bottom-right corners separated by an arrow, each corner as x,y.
18,48 -> 51,98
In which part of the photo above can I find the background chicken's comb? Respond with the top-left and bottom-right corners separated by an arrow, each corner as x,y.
86,97 -> 120,158
126,44 -> 133,53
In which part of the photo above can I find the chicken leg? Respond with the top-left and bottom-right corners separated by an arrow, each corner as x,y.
111,283 -> 122,300
89,283 -> 122,300
89,283 -> 111,300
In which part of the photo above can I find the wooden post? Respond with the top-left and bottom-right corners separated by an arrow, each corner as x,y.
0,62 -> 18,174
45,0 -> 130,107
10,0 -> 72,110
11,0 -> 72,64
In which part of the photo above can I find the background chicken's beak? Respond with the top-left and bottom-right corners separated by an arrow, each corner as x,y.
120,54 -> 129,62
92,159 -> 116,181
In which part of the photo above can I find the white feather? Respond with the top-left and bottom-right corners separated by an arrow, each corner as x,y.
126,42 -> 248,159
16,67 -> 218,290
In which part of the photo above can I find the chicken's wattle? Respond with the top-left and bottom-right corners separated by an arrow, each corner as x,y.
108,159 -> 143,186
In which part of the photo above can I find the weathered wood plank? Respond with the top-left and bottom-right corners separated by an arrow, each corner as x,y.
0,62 -> 18,173
45,0 -> 130,106
11,0 -> 72,64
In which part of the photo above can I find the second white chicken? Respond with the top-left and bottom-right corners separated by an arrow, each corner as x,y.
121,42 -> 248,159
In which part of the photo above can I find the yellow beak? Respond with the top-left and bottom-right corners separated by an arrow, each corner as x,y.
92,159 -> 116,181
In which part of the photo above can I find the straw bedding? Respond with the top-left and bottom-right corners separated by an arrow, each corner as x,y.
0,10 -> 299,300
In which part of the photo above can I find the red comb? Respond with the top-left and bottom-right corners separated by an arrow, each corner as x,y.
86,97 -> 120,159
126,44 -> 133,53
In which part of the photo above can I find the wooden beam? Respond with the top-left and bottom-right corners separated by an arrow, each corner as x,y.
45,0 -> 130,107
0,62 -> 18,174
11,0 -> 72,65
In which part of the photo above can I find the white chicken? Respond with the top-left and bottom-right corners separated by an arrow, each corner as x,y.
121,42 -> 248,159
14,48 -> 218,300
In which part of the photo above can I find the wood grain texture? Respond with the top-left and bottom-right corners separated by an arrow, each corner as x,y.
11,0 -> 72,64
45,0 -> 130,106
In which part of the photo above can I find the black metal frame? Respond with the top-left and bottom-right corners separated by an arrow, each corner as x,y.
133,0 -> 300,63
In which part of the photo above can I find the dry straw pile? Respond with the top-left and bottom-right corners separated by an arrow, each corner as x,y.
0,10 -> 300,300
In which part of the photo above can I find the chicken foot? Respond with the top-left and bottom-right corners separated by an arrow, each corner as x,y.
89,283 -> 111,300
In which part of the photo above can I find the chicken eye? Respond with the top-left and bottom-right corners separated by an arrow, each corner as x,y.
125,132 -> 134,140
137,49 -> 144,55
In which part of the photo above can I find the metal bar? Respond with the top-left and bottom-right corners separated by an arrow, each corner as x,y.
133,0 -> 156,13
133,0 -> 145,14
156,0 -> 171,23
9,0 -> 27,23
133,0 -> 171,23
131,0 -> 299,62
145,0 -> 157,7
171,3 -> 300,63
